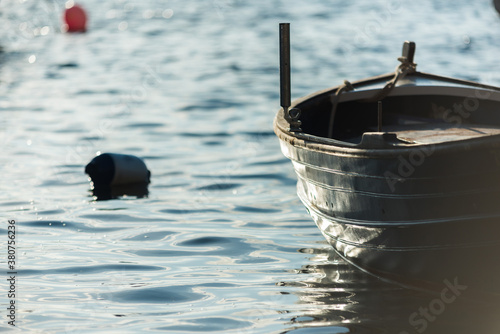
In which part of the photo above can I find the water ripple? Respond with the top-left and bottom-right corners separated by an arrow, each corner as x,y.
195,183 -> 242,191
233,205 -> 281,213
19,264 -> 165,276
20,220 -> 124,233
156,317 -> 252,332
123,231 -> 175,241
102,285 -> 206,304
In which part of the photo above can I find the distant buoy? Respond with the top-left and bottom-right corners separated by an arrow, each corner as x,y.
85,153 -> 150,200
63,2 -> 88,33
85,153 -> 150,186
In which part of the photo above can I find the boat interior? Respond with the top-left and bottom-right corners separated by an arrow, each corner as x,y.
297,92 -> 500,145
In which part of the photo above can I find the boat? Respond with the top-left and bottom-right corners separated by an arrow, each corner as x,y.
274,23 -> 500,296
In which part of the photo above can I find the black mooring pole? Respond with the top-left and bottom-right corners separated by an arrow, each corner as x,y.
279,23 -> 291,116
279,23 -> 301,132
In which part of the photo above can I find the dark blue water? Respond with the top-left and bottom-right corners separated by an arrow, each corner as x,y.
2,0 -> 500,332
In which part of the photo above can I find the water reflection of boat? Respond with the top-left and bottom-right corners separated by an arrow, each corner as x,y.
274,23 -> 500,296
282,247 -> 500,334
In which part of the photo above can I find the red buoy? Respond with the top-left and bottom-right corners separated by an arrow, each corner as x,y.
63,2 -> 87,33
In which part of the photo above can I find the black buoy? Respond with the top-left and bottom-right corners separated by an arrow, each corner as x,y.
85,153 -> 150,200
495,0 -> 500,14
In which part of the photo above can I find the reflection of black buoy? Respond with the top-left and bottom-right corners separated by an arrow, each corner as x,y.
91,182 -> 149,201
85,153 -> 150,200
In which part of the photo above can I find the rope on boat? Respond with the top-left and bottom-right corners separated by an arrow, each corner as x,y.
327,80 -> 354,138
363,55 -> 417,103
327,43 -> 417,139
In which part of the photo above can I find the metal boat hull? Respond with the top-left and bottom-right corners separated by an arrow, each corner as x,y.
277,133 -> 500,295
274,68 -> 500,296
